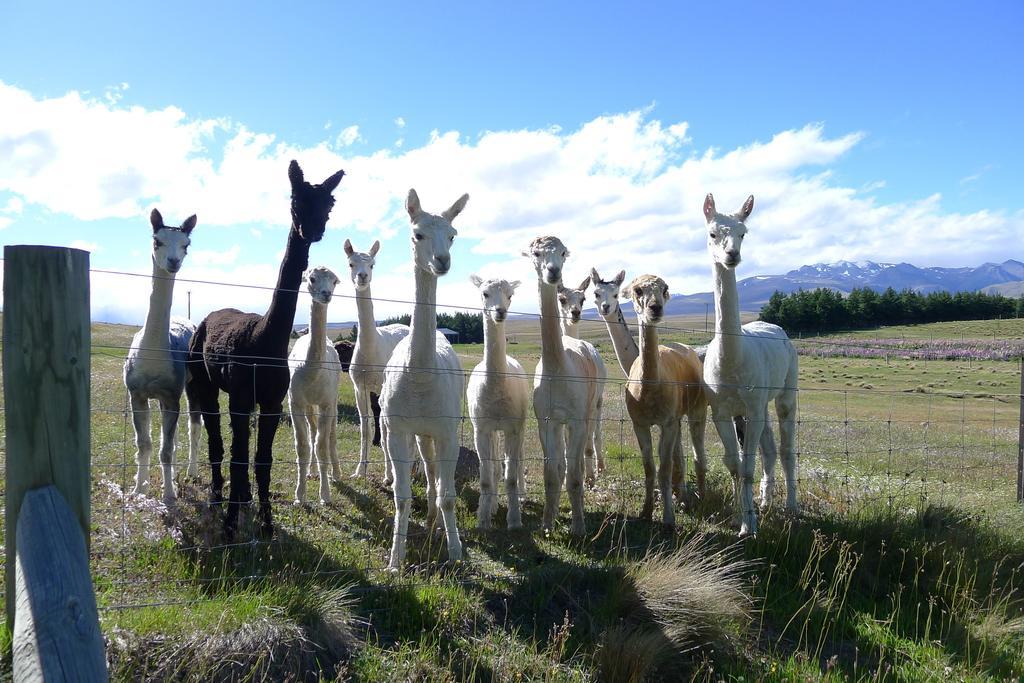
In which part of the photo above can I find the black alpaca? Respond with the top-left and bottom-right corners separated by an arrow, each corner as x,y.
187,160 -> 344,537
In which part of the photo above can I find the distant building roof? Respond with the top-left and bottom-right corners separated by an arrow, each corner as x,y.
437,328 -> 458,336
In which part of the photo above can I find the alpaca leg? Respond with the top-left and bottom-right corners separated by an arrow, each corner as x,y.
225,397 -> 254,537
594,396 -> 605,474
776,393 -> 799,513
254,404 -> 282,536
758,424 -> 778,511
473,424 -> 496,530
195,389 -> 224,504
315,407 -> 334,504
712,412 -> 742,525
387,424 -> 413,571
290,397 -> 311,505
380,420 -> 395,486
130,395 -> 153,495
564,420 -> 588,537
689,404 -> 709,501
328,408 -> 342,483
157,398 -> 182,506
584,421 -> 597,487
632,423 -> 656,521
658,419 -> 681,528
186,396 -> 201,478
672,423 -> 684,502
435,433 -> 464,562
539,421 -> 565,532
738,409 -> 766,537
371,392 -> 382,447
419,436 -> 440,532
505,425 -> 524,529
351,385 -> 374,478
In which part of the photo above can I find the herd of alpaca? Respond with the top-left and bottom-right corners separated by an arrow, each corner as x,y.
124,157 -> 798,567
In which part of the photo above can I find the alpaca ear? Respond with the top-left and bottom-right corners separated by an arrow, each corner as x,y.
442,193 -> 470,223
509,280 -> 521,291
703,193 -> 716,222
150,208 -> 164,233
620,285 -> 632,299
406,189 -> 422,221
369,240 -> 380,257
469,274 -> 483,288
737,195 -> 754,222
320,168 -> 345,193
180,214 -> 197,235
288,160 -> 304,189
343,238 -> 354,257
578,275 -> 591,292
590,267 -> 601,283
613,270 -> 626,286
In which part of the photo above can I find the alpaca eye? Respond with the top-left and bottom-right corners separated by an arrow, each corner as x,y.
414,233 -> 425,241
709,233 -> 717,239
483,292 -> 489,299
532,250 -> 540,257
154,239 -> 164,248
634,288 -> 642,298
449,235 -> 455,243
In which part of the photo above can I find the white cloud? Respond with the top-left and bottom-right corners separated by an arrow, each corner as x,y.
0,216 -> 11,230
394,117 -> 406,129
2,79 -> 1021,322
335,125 -> 361,148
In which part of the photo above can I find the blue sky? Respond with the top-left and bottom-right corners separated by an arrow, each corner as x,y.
1,1 -> 1022,324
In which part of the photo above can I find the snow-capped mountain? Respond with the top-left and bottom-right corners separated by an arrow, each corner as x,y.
607,259 -> 1024,317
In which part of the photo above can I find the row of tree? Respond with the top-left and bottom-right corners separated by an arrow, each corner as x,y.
345,311 -> 488,344
759,287 -> 1024,335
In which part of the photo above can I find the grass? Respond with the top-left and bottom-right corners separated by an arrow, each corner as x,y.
0,316 -> 1023,680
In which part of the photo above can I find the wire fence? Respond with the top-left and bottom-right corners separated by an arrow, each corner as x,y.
0,267 -> 1022,618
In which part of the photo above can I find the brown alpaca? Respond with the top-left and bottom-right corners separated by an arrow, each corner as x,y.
623,274 -> 708,528
187,160 -> 344,538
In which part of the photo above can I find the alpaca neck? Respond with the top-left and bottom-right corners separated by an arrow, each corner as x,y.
410,266 -> 438,370
355,286 -> 380,351
538,280 -> 565,371
712,263 -> 743,361
638,318 -> 661,384
483,315 -> 508,376
139,260 -> 176,352
560,317 -> 579,339
305,301 -> 328,363
603,305 -> 639,376
260,226 -> 310,342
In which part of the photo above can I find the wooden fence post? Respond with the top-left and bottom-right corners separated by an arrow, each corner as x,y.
1018,355 -> 1023,504
3,246 -> 103,674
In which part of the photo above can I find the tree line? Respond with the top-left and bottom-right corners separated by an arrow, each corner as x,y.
758,287 -> 1024,335
344,311 -> 487,344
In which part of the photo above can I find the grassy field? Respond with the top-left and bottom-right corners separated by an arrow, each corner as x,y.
1,316 -> 1023,680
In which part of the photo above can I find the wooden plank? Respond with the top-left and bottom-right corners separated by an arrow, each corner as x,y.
3,245 -> 91,630
12,486 -> 107,681
1018,355 -> 1023,503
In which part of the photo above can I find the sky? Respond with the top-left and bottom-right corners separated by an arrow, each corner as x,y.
1,0 -> 1022,325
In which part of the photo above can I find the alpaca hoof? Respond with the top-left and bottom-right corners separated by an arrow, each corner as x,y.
569,521 -> 586,537
738,513 -> 758,538
258,504 -> 274,539
209,490 -> 224,508
186,464 -> 199,478
507,518 -> 523,531
640,502 -> 654,521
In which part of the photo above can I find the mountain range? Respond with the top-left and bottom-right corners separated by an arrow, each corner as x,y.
614,259 -> 1024,317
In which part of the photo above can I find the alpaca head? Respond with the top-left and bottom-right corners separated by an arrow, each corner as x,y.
305,265 -> 340,306
523,236 -> 569,285
344,238 -> 380,292
470,274 -> 520,324
624,274 -> 670,324
557,275 -> 591,326
704,193 -> 753,269
590,267 -> 626,317
288,160 -> 345,243
405,189 -> 468,276
150,208 -> 196,274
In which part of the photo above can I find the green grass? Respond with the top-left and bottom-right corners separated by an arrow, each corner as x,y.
1,316 -> 1022,680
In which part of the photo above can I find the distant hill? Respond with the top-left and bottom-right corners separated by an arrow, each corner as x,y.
604,259 -> 1024,317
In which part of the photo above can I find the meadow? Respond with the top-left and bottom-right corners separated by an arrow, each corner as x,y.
1,315 -> 1023,681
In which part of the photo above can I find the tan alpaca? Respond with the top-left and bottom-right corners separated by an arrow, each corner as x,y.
623,275 -> 708,528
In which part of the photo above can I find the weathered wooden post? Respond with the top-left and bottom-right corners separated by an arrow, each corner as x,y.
1018,355 -> 1023,504
3,245 -> 106,679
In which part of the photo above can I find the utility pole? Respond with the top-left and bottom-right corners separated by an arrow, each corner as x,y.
187,290 -> 191,319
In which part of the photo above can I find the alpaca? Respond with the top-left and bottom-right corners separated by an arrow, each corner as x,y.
589,268 -> 639,376
380,189 -> 469,569
123,209 -> 200,505
622,274 -> 708,528
187,160 -> 344,537
288,266 -> 343,505
466,275 -> 530,529
524,236 -> 602,536
557,275 -> 607,483
702,193 -> 799,537
345,239 -> 410,482
335,339 -> 382,445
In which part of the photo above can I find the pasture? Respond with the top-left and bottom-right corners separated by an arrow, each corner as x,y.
1,315 -> 1023,681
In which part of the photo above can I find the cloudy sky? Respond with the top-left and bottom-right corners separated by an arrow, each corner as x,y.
1,1 -> 1022,325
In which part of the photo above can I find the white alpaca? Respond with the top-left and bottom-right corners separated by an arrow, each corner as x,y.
557,275 -> 607,483
288,266 -> 343,505
345,239 -> 411,483
524,236 -> 602,535
702,193 -> 799,536
622,274 -> 708,528
123,209 -> 201,505
381,189 -> 469,569
466,275 -> 530,529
